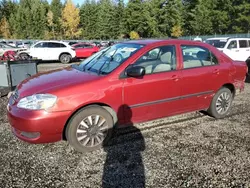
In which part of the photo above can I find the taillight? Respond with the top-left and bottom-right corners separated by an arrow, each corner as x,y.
71,48 -> 75,51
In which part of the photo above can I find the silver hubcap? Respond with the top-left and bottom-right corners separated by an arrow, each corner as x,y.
216,92 -> 231,115
76,115 -> 108,147
61,55 -> 70,63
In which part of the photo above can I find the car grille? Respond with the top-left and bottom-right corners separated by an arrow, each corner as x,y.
13,90 -> 19,101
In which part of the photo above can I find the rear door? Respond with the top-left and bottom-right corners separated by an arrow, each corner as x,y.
238,39 -> 250,61
48,42 -> 67,60
123,44 -> 183,123
179,44 -> 220,111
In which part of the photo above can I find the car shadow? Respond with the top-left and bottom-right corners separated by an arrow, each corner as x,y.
102,104 -> 146,188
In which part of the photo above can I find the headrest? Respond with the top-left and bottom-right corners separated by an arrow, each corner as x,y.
160,52 -> 171,63
197,51 -> 210,60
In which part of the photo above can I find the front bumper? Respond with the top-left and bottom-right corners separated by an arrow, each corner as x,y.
7,103 -> 71,144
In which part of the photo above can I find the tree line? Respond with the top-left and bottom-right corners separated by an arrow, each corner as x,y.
0,0 -> 249,40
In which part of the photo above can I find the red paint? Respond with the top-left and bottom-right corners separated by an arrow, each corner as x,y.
7,40 -> 248,144
72,43 -> 100,58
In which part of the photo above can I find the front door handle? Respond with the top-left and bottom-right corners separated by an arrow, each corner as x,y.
171,75 -> 179,81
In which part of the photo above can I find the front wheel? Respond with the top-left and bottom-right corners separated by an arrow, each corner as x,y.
65,106 -> 114,152
60,54 -> 71,64
19,53 -> 30,60
207,87 -> 233,119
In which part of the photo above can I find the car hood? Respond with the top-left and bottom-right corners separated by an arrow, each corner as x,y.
17,66 -> 100,98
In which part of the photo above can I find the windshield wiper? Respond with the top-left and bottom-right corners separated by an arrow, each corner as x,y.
98,48 -> 118,75
82,50 -> 107,72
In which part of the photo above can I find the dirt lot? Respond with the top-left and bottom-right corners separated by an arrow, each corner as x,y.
1,63 -> 250,188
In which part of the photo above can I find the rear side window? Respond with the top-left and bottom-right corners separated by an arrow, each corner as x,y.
239,40 -> 248,48
248,40 -> 250,47
48,42 -> 66,48
181,45 -> 218,69
84,44 -> 93,48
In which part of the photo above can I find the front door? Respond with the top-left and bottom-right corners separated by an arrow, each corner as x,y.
123,45 -> 182,123
223,40 -> 239,61
30,42 -> 49,60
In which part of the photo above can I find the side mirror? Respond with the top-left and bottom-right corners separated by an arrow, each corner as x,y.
126,66 -> 145,78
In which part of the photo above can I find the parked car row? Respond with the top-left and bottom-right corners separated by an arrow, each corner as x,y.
14,40 -> 116,64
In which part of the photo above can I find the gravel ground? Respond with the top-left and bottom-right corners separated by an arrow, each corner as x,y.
1,63 -> 250,187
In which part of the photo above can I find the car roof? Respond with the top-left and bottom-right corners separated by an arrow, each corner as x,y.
206,37 -> 229,40
121,39 -> 205,46
35,40 -> 70,46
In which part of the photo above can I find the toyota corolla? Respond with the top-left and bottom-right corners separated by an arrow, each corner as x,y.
7,40 -> 248,152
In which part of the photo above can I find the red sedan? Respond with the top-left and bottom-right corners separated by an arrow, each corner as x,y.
72,43 -> 99,58
7,40 -> 248,152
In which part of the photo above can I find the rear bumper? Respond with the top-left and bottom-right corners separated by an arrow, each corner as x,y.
7,104 -> 71,144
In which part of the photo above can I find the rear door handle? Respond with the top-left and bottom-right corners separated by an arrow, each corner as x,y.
171,75 -> 179,81
213,69 -> 219,74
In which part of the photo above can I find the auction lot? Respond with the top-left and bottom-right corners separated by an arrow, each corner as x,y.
1,62 -> 250,188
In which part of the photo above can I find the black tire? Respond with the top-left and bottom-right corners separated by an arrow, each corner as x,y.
207,87 -> 233,119
60,53 -> 71,64
65,105 -> 114,152
19,53 -> 30,60
246,58 -> 250,78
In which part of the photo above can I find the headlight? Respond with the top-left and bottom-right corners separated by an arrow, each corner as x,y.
17,94 -> 57,110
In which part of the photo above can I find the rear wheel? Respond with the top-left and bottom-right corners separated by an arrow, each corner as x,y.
246,57 -> 250,80
207,87 -> 233,119
65,106 -> 114,152
60,54 -> 71,64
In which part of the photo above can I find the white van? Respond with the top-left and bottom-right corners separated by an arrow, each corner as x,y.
205,37 -> 250,62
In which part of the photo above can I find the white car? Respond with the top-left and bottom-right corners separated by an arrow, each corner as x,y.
205,37 -> 250,62
20,41 -> 76,64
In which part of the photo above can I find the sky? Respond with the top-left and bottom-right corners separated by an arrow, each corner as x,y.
47,0 -> 84,6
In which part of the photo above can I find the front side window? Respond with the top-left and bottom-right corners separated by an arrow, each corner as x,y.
34,42 -> 48,48
78,43 -> 144,75
227,40 -> 237,49
181,45 -> 218,69
133,45 -> 176,74
239,40 -> 248,48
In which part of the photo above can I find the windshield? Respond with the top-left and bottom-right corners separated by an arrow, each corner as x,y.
0,42 -> 17,48
77,43 -> 145,75
205,39 -> 227,48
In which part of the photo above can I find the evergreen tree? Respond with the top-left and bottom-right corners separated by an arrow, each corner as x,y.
9,0 -> 47,39
158,0 -> 184,37
80,0 -> 99,39
124,0 -> 152,38
188,0 -> 213,35
95,0 -> 116,39
50,0 -> 63,38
